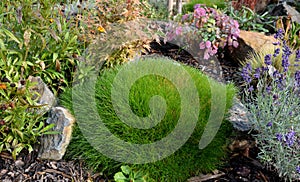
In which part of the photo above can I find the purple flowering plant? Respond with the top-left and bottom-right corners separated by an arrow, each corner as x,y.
242,28 -> 299,76
164,4 -> 240,60
241,29 -> 300,181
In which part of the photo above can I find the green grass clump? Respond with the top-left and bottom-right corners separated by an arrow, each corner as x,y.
183,0 -> 226,14
60,57 -> 236,181
242,47 -> 299,75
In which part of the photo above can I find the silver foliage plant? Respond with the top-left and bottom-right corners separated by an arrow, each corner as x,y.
241,29 -> 300,181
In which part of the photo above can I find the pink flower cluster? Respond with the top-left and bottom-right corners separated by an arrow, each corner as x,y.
192,4 -> 240,58
194,7 -> 206,19
199,41 -> 218,60
217,16 -> 240,48
164,4 -> 240,60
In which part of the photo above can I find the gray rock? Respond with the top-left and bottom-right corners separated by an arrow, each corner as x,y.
283,2 -> 300,24
28,76 -> 57,114
270,2 -> 300,23
38,107 -> 75,160
227,98 -> 252,131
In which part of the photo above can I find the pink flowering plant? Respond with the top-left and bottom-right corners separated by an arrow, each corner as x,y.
164,4 -> 240,60
241,29 -> 300,181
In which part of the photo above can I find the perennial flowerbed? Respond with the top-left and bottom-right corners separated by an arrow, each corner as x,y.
0,0 -> 300,181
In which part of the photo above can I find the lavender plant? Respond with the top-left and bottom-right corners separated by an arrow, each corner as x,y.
164,4 -> 240,60
241,29 -> 300,181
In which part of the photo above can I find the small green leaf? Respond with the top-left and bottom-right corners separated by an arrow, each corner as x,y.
11,145 -> 23,160
121,165 -> 131,175
0,39 -> 6,50
12,149 -> 17,160
26,61 -> 34,66
0,89 -> 9,99
64,32 -> 70,41
27,145 -> 33,153
53,53 -> 58,63
69,35 -> 78,44
12,139 -> 18,147
39,123 -> 55,133
114,172 -> 127,182
6,135 -> 13,143
15,145 -> 24,154
5,142 -> 11,152
41,53 -> 48,59
15,129 -> 24,140
42,131 -> 59,135
36,122 -> 44,131
133,170 -> 144,179
2,28 -> 20,44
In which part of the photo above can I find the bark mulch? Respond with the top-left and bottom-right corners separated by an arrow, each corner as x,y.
0,150 -> 107,182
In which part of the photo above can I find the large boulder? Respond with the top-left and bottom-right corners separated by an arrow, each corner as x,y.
224,30 -> 277,65
38,107 -> 75,160
238,30 -> 277,51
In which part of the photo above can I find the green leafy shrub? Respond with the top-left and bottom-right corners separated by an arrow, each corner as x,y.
0,49 -> 55,159
241,29 -> 300,181
114,165 -> 149,182
60,57 -> 236,181
145,0 -> 169,20
223,5 -> 276,33
0,79 -> 55,160
183,0 -> 226,14
0,1 -> 82,94
0,0 -> 84,159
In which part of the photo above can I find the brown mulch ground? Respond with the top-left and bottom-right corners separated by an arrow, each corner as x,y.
0,134 -> 285,182
0,149 -> 107,182
189,131 -> 285,182
0,41 -> 290,182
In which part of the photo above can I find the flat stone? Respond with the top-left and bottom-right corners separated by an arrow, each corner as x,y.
38,107 -> 75,160
227,97 -> 252,131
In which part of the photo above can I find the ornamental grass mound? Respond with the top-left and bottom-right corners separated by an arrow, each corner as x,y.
60,57 -> 236,181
